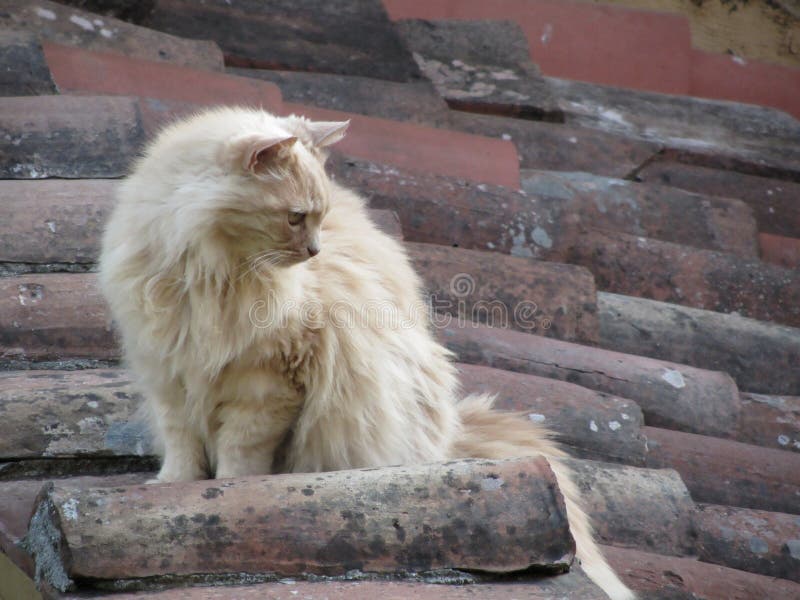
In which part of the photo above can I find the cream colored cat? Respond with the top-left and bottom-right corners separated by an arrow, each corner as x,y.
99,107 -> 634,600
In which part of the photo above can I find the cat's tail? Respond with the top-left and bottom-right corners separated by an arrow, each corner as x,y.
451,394 -> 636,600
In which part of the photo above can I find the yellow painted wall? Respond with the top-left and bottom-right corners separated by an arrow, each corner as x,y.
587,0 -> 800,68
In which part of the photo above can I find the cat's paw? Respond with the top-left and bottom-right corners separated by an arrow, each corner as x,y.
145,477 -> 163,485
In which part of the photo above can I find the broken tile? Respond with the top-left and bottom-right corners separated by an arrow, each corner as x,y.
547,76 -> 800,181
397,19 -> 562,121
329,156 -> 758,261
383,0 -> 693,95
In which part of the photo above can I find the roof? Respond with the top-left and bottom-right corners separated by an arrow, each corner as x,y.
1,0 -> 800,598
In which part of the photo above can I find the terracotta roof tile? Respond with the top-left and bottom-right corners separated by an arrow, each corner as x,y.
383,0 -> 693,95
598,292 -> 800,396
26,458 -> 573,592
643,426 -> 800,514
1,0 -> 224,71
443,322 -> 742,440
0,30 -> 56,96
695,502 -> 800,582
143,0 -> 420,82
43,42 -> 282,111
0,95 -> 144,179
2,1 -> 800,597
605,545 -> 800,599
638,161 -> 800,237
559,228 -> 800,327
326,154 -> 759,260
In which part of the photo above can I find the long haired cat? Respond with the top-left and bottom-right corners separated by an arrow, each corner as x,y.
99,107 -> 634,600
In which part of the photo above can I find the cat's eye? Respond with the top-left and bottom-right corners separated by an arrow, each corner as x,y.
288,211 -> 306,226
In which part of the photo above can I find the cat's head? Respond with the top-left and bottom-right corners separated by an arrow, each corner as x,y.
132,108 -> 349,276
217,113 -> 349,269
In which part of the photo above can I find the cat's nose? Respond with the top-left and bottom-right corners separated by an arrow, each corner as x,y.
307,243 -> 320,257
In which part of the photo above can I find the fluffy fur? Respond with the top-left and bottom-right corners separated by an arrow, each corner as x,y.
99,107 -> 634,600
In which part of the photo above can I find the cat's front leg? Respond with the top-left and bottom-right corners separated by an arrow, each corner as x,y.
147,383 -> 209,483
213,402 -> 294,479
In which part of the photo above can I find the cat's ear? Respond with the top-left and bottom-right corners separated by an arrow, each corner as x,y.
306,120 -> 349,148
229,133 -> 298,175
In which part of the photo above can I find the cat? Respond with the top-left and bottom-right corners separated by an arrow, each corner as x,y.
99,106 -> 634,600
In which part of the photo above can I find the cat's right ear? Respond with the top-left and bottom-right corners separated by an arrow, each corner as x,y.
227,133 -> 298,175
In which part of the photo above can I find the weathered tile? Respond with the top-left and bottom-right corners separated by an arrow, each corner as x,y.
598,292 -> 800,396
66,575 -> 610,599
0,473 -> 151,570
605,545 -> 800,599
144,0 -> 420,82
228,68 -> 449,125
329,156 -> 757,260
0,95 -> 144,178
0,29 -> 56,96
0,178 -> 399,271
557,229 -> 800,327
0,363 -> 643,469
0,273 -> 117,364
520,170 -> 758,258
406,243 -> 598,344
564,459 -> 696,557
26,458 -> 573,591
1,0 -> 224,70
397,19 -> 562,121
547,76 -> 800,181
0,370 -> 148,461
0,180 -> 114,267
43,42 -> 282,111
459,364 -> 647,465
0,242 -> 592,367
644,426 -> 800,514
695,503 -> 800,583
284,103 -> 520,188
637,161 -> 800,238
447,111 -> 662,179
383,0 -> 693,95
442,323 -> 741,440
737,393 -> 800,454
